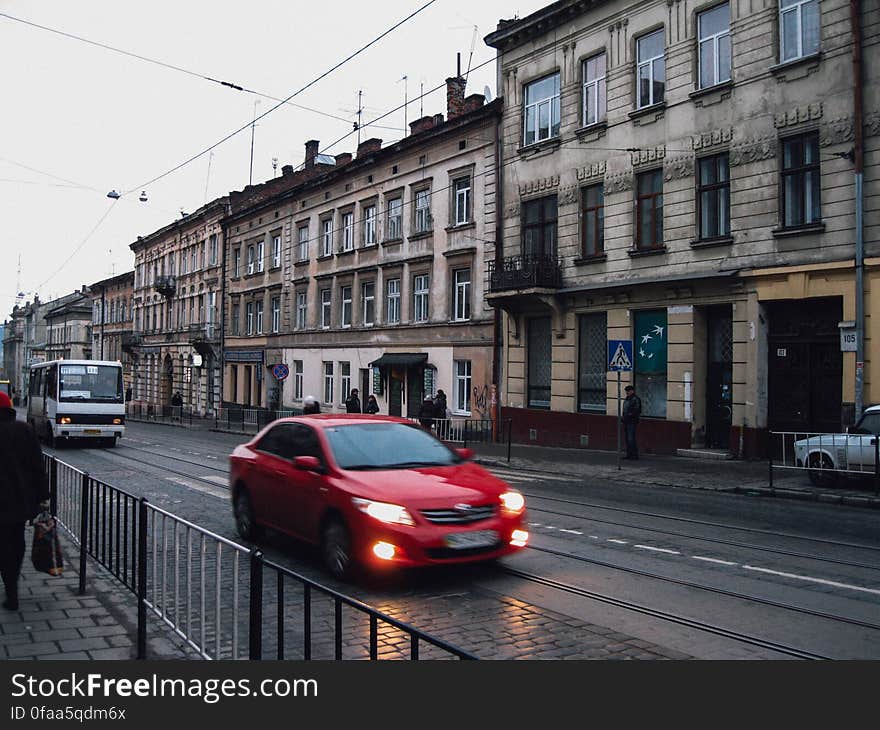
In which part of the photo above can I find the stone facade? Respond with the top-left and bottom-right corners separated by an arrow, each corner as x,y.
88,271 -> 135,392
44,291 -> 92,361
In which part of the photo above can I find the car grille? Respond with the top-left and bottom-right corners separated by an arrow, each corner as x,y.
420,504 -> 496,524
425,542 -> 503,560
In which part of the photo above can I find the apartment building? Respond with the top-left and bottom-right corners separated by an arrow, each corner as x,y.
485,0 -> 878,455
88,270 -> 135,391
44,290 -> 92,361
223,78 -> 500,417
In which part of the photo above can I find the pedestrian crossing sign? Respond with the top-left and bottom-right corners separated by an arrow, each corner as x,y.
608,340 -> 634,371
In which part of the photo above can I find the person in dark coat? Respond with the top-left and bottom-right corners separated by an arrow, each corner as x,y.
171,391 -> 183,408
365,394 -> 380,415
432,389 -> 448,419
622,384 -> 642,460
0,391 -> 50,610
345,388 -> 362,414
302,395 -> 321,415
418,396 -> 435,430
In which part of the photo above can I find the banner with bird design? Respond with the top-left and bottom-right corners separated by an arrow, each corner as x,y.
635,310 -> 668,375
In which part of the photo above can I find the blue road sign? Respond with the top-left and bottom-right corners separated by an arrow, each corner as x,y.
607,340 -> 634,372
272,363 -> 290,381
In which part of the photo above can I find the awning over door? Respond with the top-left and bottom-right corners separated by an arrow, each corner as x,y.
369,352 -> 428,368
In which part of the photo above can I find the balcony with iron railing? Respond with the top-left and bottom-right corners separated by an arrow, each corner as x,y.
154,275 -> 177,297
121,332 -> 143,351
487,254 -> 562,292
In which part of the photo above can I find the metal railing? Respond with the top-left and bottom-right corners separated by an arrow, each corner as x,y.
214,407 -> 302,433
769,430 -> 880,494
487,254 -> 562,291
45,452 -> 474,660
411,417 -> 513,461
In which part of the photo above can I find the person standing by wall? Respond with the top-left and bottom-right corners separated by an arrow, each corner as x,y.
365,394 -> 380,414
622,384 -> 642,460
345,388 -> 362,414
0,391 -> 49,610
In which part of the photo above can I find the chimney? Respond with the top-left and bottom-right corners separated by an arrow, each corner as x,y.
433,113 -> 444,127
446,76 -> 466,119
409,116 -> 435,136
281,164 -> 294,176
462,93 -> 486,114
356,138 -> 382,158
335,152 -> 352,166
304,140 -> 320,169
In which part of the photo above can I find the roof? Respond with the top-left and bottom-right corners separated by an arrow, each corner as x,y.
485,0 -> 608,50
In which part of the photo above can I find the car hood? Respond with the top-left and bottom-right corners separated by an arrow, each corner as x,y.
336,462 -> 512,508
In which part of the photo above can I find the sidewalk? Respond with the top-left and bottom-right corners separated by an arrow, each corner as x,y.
0,531 -> 195,661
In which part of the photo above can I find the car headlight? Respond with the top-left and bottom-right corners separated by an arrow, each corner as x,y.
499,491 -> 525,515
352,497 -> 415,527
59,417 -> 72,425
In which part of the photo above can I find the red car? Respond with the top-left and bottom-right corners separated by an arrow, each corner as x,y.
229,415 -> 528,578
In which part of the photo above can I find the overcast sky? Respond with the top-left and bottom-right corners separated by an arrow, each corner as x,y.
0,0 -> 544,316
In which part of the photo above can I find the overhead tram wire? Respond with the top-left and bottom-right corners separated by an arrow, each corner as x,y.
122,0 -> 438,196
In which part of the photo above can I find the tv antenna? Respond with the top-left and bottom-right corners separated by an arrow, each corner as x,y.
398,75 -> 408,133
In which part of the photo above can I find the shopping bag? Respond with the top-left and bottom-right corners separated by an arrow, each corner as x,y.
31,510 -> 64,576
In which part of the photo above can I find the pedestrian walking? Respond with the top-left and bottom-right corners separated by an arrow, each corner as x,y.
0,391 -> 50,610
432,389 -> 449,437
365,394 -> 380,415
622,384 -> 642,460
418,395 -> 435,430
302,395 -> 321,414
345,388 -> 362,414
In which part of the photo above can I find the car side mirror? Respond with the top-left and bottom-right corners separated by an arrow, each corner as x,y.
293,455 -> 324,473
455,447 -> 474,461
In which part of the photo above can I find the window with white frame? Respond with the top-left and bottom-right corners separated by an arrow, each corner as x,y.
363,205 -> 376,246
386,278 -> 400,324
255,300 -> 264,334
413,274 -> 429,323
272,234 -> 282,268
296,291 -> 307,329
293,360 -> 303,400
453,268 -> 471,322
582,52 -> 607,126
341,285 -> 352,328
321,288 -> 331,329
453,177 -> 471,226
414,188 -> 431,233
209,234 -> 218,266
190,247 -> 197,272
523,73 -> 560,146
342,212 -> 354,252
698,3 -> 731,89
233,248 -> 241,277
246,302 -> 254,335
271,295 -> 280,333
453,360 -> 472,415
386,198 -> 402,240
246,245 -> 255,275
320,219 -> 332,258
200,241 -> 206,269
340,362 -> 351,402
780,0 -> 819,63
636,29 -> 665,108
180,251 -> 187,275
323,362 -> 334,404
256,241 -> 265,272
361,281 -> 375,326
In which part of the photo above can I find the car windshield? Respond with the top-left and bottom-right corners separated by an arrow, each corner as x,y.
323,422 -> 460,470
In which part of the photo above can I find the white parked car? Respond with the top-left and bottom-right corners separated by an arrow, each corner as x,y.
794,406 -> 880,487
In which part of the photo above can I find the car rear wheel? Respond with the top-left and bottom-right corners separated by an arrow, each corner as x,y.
322,519 -> 354,581
233,488 -> 262,541
808,453 -> 838,488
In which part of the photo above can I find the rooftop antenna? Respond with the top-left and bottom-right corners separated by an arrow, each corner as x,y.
204,150 -> 214,205
249,99 -> 260,185
356,90 -> 363,145
271,157 -> 278,178
398,75 -> 408,133
465,24 -> 478,81
420,80 -> 424,117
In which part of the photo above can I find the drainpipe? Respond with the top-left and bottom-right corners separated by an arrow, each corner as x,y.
852,0 -> 865,419
219,202 -> 230,412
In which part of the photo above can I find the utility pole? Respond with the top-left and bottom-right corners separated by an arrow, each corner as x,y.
852,0 -> 865,420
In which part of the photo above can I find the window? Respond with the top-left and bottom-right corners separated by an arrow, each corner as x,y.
246,245 -> 255,275
453,360 -> 472,415
233,248 -> 241,277
255,300 -> 264,334
578,313 -> 607,412
527,317 -> 552,409
636,169 -> 664,249
296,226 -> 309,262
180,251 -> 187,276
362,282 -> 375,326
231,302 -> 240,336
256,241 -> 265,272
453,268 -> 471,322
320,219 -> 332,258
271,296 -> 280,333
296,291 -> 307,330
342,212 -> 354,252
209,234 -> 218,266
413,274 -> 429,323
581,184 -> 605,257
453,177 -> 472,226
272,234 -> 282,268
636,29 -> 665,108
320,289 -> 331,329
190,247 -> 197,272
780,0 -> 819,62
386,278 -> 400,324
522,195 -> 558,258
341,285 -> 352,328
781,132 -> 821,228
323,362 -> 334,405
246,302 -> 254,335
582,52 -> 607,126
523,73 -> 560,145
414,189 -> 431,233
386,197 -> 402,240
698,3 -> 731,89
363,205 -> 376,246
340,362 -> 351,401
634,309 -> 668,418
697,154 -> 731,240
293,360 -> 303,400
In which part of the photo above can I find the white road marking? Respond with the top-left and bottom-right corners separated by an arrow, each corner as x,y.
742,565 -> 880,596
200,475 -> 229,486
558,529 -> 583,536
528,522 -> 542,527
588,535 -> 600,539
164,476 -> 227,500
491,470 -> 575,483
634,545 -> 680,555
692,556 -> 737,566
607,538 -> 628,545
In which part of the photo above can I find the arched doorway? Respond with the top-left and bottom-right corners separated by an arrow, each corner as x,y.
161,354 -> 173,406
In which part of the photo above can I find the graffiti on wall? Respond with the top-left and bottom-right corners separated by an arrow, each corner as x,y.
472,384 -> 490,418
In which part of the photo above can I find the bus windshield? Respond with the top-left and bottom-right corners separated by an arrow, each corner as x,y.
59,364 -> 123,403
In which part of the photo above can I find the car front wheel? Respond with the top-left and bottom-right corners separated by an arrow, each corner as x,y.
322,519 -> 354,581
807,453 -> 839,488
233,488 -> 262,541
